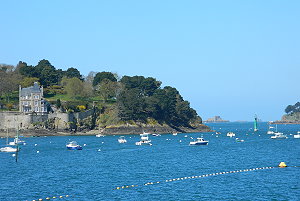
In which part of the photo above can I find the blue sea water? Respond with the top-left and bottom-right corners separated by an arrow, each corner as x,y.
0,122 -> 299,201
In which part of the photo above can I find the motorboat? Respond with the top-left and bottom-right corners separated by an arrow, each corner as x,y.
189,137 -> 208,145
0,146 -> 18,152
118,136 -> 127,143
135,132 -> 152,146
267,125 -> 275,134
227,132 -> 235,137
172,132 -> 178,136
66,141 -> 83,150
96,134 -> 104,137
294,131 -> 300,139
271,132 -> 287,139
152,133 -> 161,136
9,137 -> 26,145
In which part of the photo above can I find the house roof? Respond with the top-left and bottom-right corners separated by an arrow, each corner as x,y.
20,82 -> 42,96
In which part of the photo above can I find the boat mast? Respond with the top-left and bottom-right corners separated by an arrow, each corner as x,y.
15,125 -> 20,163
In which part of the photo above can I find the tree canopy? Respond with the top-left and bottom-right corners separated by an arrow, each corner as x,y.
93,72 -> 117,86
1,59 -> 203,128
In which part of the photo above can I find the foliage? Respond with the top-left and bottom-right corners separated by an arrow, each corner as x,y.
61,77 -> 85,97
56,99 -> 61,109
6,103 -> 13,110
1,59 -> 202,128
77,105 -> 86,111
285,102 -> 300,114
65,67 -> 82,79
20,77 -> 40,88
95,79 -> 120,102
93,71 -> 117,86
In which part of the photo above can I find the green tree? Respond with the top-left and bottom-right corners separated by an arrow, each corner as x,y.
56,99 -> 62,109
117,88 -> 147,121
285,105 -> 295,114
20,77 -> 40,88
16,61 -> 36,77
120,76 -> 161,96
61,77 -> 84,97
95,79 -> 119,102
65,67 -> 82,79
93,72 -> 117,86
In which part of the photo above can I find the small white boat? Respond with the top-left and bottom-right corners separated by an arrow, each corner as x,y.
227,132 -> 235,137
172,132 -> 178,136
0,146 -> 18,152
235,138 -> 244,142
152,133 -> 161,136
294,131 -> 300,139
96,134 -> 104,137
118,136 -> 127,143
66,141 -> 83,150
135,132 -> 152,146
271,132 -> 287,139
189,137 -> 208,145
267,125 -> 275,134
9,137 -> 26,145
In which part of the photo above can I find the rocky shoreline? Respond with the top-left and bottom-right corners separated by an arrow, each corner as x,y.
0,124 -> 212,138
270,121 -> 300,124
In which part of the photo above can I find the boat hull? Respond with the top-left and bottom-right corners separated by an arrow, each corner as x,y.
135,141 -> 152,146
189,141 -> 208,145
66,146 -> 83,150
0,147 -> 18,152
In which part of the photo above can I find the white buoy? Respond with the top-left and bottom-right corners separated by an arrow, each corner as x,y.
98,149 -> 101,152
37,151 -> 40,153
35,144 -> 37,146
12,154 -> 16,157
102,142 -> 104,144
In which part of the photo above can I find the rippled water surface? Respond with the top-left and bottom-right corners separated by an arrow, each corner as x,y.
0,122 -> 299,201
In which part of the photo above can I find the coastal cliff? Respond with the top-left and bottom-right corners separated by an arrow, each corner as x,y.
272,112 -> 300,124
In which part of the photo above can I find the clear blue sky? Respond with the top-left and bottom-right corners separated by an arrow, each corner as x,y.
1,0 -> 299,121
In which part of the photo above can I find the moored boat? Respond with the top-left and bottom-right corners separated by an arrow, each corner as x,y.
66,141 -> 83,150
189,137 -> 208,145
227,132 -> 235,137
271,132 -> 287,139
136,132 -> 152,146
118,136 -> 127,143
0,146 -> 18,152
9,137 -> 26,145
294,131 -> 300,139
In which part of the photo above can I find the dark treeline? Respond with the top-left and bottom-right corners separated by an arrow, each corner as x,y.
0,59 -> 202,127
285,102 -> 300,114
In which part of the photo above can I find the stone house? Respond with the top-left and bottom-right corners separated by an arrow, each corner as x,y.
19,82 -> 48,114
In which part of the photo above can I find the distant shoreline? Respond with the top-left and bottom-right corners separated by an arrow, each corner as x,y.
270,121 -> 300,124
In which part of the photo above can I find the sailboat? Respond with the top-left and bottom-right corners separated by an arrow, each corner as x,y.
267,124 -> 275,134
0,128 -> 18,153
254,115 -> 258,132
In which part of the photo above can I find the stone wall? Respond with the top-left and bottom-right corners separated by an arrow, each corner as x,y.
0,110 -> 94,130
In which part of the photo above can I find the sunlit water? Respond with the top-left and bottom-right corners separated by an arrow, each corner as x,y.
0,122 -> 299,201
